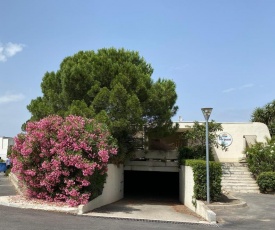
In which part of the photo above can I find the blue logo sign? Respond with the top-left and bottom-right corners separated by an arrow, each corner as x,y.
218,132 -> 233,147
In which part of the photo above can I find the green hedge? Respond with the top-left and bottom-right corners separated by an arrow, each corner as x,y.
257,172 -> 275,193
185,159 -> 222,202
178,146 -> 215,163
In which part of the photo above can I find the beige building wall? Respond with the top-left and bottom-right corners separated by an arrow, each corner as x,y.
177,122 -> 271,163
213,122 -> 270,162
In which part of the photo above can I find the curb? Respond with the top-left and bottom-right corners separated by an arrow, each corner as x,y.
81,215 -> 219,227
206,195 -> 247,210
207,200 -> 247,210
0,196 -> 78,214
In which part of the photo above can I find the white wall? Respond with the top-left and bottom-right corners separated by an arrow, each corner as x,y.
79,164 -> 124,214
0,137 -> 14,160
179,165 -> 194,206
178,122 -> 271,163
213,122 -> 270,162
179,166 -> 216,223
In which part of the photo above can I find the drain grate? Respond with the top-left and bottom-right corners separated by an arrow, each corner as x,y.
82,215 -> 219,227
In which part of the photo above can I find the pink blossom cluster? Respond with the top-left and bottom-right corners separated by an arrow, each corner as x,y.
11,115 -> 117,206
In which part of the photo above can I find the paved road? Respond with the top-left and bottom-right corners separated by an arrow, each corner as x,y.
0,173 -> 213,230
0,173 -> 17,196
0,205 -> 216,230
1,172 -> 275,230
215,193 -> 275,230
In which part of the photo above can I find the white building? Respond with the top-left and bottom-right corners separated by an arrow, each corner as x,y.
177,121 -> 271,162
143,121 -> 271,163
0,136 -> 14,160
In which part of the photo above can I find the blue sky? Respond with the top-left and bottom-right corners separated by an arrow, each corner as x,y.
1,0 -> 275,137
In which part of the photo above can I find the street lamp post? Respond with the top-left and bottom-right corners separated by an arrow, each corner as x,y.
201,108 -> 213,204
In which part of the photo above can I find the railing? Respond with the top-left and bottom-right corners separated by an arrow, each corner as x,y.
131,149 -> 178,161
125,150 -> 179,172
131,136 -> 185,151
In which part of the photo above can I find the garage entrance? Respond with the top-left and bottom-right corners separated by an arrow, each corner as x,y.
124,170 -> 179,200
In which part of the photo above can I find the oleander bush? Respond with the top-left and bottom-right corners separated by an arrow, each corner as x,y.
11,115 -> 117,206
245,138 -> 275,177
184,159 -> 222,202
257,172 -> 275,193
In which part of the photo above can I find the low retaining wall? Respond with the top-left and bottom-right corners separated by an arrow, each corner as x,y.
78,164 -> 124,214
10,164 -> 124,214
179,166 -> 216,223
9,172 -> 24,195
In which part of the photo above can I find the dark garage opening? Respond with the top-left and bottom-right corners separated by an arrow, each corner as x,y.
124,171 -> 179,201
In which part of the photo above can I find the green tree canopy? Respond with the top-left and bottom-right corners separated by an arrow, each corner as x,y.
181,121 -> 225,149
26,48 -> 178,162
178,121 -> 226,161
251,99 -> 275,136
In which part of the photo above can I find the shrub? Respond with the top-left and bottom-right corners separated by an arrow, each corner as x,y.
5,167 -> 11,177
245,138 -> 275,177
11,115 -> 117,206
185,159 -> 222,202
178,121 -> 226,164
178,146 -> 215,163
257,172 -> 275,193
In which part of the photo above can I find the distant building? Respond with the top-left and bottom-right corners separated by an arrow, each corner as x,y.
0,136 -> 14,160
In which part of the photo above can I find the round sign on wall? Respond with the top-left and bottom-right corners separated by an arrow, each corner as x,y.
217,132 -> 233,147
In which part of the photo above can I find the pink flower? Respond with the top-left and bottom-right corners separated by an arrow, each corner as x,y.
24,170 -> 36,176
10,115 -> 118,206
81,179 -> 91,187
98,149 -> 109,163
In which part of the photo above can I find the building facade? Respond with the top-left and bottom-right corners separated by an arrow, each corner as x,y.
0,136 -> 14,160
144,121 -> 271,163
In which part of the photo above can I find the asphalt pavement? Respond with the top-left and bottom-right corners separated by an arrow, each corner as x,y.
214,192 -> 275,229
0,172 -> 17,196
1,172 -> 275,229
0,173 -> 207,224
83,196 -> 206,223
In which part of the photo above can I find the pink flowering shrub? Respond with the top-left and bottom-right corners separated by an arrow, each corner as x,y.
11,115 -> 117,206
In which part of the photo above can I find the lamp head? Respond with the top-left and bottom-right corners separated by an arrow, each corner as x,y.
201,108 -> 213,121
